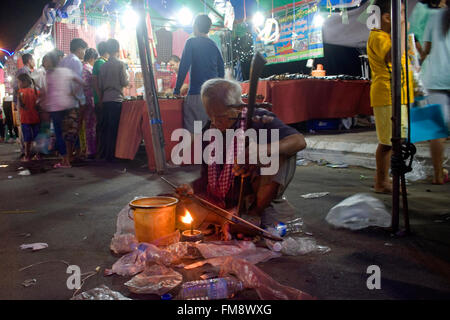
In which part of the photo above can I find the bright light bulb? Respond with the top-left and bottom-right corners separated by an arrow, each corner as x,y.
122,8 -> 139,29
312,14 -> 325,27
252,12 -> 265,27
42,40 -> 54,52
177,7 -> 193,26
7,76 -> 12,82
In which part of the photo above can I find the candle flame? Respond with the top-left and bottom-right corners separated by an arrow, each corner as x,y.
181,210 -> 193,224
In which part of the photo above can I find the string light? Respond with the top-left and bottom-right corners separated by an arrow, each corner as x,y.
252,12 -> 265,27
177,7 -> 193,26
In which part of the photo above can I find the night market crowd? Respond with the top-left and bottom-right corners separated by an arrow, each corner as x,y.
1,37 -> 129,167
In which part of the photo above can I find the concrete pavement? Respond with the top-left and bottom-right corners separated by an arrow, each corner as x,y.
0,142 -> 449,300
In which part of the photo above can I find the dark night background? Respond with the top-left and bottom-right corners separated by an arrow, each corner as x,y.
0,0 -> 49,52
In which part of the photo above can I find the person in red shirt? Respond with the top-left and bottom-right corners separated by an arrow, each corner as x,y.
17,73 -> 40,161
167,55 -> 189,95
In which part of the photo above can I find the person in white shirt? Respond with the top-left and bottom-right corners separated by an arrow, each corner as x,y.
44,51 -> 84,169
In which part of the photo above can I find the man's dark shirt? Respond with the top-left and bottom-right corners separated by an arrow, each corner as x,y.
192,108 -> 299,208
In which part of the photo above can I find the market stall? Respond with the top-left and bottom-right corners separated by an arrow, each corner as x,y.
241,77 -> 372,124
115,98 -> 183,170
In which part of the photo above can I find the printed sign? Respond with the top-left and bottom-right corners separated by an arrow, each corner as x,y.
254,4 -> 324,65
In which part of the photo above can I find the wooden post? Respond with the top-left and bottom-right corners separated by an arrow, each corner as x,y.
133,0 -> 166,174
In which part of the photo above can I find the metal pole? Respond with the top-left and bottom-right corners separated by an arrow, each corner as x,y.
390,0 -> 402,233
133,0 -> 166,174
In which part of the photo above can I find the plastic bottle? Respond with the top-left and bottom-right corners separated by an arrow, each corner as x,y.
177,277 -> 244,300
270,218 -> 304,237
264,239 -> 283,252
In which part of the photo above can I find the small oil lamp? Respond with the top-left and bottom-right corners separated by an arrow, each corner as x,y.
181,210 -> 203,242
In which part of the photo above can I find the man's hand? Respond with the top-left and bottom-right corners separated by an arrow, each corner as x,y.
232,142 -> 268,177
252,114 -> 274,124
180,84 -> 189,96
175,184 -> 194,197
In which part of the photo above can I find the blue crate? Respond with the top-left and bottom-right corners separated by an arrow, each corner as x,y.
307,119 -> 340,131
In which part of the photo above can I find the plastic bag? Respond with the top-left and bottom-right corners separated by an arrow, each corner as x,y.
219,257 -> 314,300
325,193 -> 391,230
71,285 -> 131,300
111,243 -> 177,276
115,204 -> 135,236
405,159 -> 431,182
110,230 -> 181,255
232,248 -> 282,264
110,233 -> 138,255
184,247 -> 281,270
195,241 -> 256,259
124,264 -> 183,295
279,237 -> 330,256
32,132 -> 51,155
111,245 -> 147,276
166,242 -> 203,261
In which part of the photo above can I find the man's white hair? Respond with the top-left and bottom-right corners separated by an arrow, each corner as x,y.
200,78 -> 243,107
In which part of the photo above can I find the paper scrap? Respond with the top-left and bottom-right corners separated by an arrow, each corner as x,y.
20,243 -> 49,251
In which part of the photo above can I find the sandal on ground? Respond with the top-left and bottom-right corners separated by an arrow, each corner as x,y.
53,163 -> 72,169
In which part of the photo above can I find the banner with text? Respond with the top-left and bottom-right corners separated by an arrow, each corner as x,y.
254,4 -> 324,65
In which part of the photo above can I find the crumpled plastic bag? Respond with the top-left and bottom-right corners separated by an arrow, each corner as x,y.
325,193 -> 391,230
32,132 -> 51,155
194,257 -> 314,300
110,243 -> 181,276
115,204 -> 136,236
124,264 -> 183,295
110,233 -> 138,255
111,246 -> 147,276
110,230 -> 181,255
279,237 -> 330,256
184,247 -> 282,270
195,241 -> 256,259
71,285 -> 131,300
405,159 -> 431,182
166,242 -> 203,260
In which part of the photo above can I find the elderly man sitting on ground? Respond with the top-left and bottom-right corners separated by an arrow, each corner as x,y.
176,78 -> 306,239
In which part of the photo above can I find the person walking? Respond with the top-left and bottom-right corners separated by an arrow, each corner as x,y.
98,38 -> 129,161
174,14 -> 225,133
81,48 -> 99,159
59,38 -> 88,161
420,0 -> 450,184
45,52 -> 85,168
92,41 -> 110,159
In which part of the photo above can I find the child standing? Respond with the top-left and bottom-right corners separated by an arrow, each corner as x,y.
367,0 -> 414,193
17,73 -> 41,161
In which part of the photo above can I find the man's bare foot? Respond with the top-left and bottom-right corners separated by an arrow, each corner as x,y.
432,169 -> 449,185
374,183 -> 393,194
